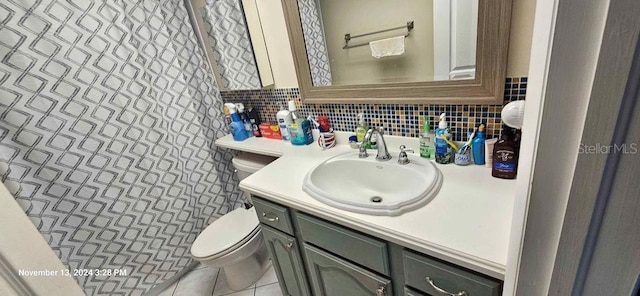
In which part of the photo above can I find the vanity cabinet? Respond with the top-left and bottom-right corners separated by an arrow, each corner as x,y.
261,226 -> 310,296
403,251 -> 502,296
252,195 -> 503,296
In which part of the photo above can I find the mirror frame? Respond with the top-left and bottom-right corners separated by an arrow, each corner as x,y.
185,0 -> 275,91
281,0 -> 513,104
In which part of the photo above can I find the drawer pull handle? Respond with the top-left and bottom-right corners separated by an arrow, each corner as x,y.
425,277 -> 467,296
376,285 -> 386,296
284,242 -> 294,252
261,212 -> 279,222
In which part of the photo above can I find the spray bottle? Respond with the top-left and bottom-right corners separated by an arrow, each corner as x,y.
225,103 -> 248,141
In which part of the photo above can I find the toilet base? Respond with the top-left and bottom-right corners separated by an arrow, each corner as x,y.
197,237 -> 271,291
223,253 -> 271,291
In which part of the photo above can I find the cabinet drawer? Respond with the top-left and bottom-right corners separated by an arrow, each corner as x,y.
296,213 -> 390,276
304,245 -> 392,296
404,287 -> 427,296
403,251 -> 502,296
251,196 -> 294,235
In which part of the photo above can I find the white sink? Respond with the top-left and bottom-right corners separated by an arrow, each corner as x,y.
302,151 -> 443,216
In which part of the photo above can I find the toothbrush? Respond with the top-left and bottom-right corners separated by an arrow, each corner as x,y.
441,132 -> 459,152
459,128 -> 477,154
307,115 -> 320,129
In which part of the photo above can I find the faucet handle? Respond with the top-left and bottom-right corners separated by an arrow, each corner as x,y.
358,142 -> 369,158
399,145 -> 414,153
398,145 -> 413,165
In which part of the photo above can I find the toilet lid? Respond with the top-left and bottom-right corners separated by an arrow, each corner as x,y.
191,207 -> 260,258
232,153 -> 276,174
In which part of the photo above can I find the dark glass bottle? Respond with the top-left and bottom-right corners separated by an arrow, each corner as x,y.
247,106 -> 262,137
492,127 -> 520,179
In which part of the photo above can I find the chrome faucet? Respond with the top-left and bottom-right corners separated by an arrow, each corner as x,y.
359,127 -> 392,161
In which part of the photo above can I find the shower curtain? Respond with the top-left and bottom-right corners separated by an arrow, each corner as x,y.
0,0 -> 243,294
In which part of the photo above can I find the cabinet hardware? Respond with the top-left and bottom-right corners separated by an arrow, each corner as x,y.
376,285 -> 386,296
262,212 -> 279,222
284,242 -> 294,252
425,277 -> 467,296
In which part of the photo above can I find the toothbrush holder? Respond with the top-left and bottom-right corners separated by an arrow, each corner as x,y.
455,150 -> 472,166
317,130 -> 336,150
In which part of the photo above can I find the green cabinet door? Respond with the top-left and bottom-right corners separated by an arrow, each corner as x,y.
261,225 -> 310,296
304,245 -> 392,296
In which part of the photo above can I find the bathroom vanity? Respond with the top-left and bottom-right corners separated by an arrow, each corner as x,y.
216,133 -> 516,295
253,195 -> 502,296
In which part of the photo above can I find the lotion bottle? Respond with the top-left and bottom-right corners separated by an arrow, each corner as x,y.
276,103 -> 292,141
492,127 -> 519,179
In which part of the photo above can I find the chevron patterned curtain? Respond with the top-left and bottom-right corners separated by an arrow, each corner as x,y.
0,0 -> 242,294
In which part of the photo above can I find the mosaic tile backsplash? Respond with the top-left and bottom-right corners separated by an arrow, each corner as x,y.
221,77 -> 527,142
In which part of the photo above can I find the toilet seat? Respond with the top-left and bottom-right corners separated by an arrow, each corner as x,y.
191,207 -> 260,259
193,227 -> 261,262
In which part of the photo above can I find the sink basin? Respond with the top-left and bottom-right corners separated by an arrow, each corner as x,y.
302,151 -> 443,216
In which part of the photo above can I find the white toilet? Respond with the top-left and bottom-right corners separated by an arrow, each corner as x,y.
190,152 -> 276,290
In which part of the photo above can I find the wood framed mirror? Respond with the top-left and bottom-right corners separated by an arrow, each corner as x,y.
281,0 -> 512,104
185,0 -> 275,91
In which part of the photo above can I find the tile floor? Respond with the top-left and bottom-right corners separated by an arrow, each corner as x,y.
158,263 -> 282,296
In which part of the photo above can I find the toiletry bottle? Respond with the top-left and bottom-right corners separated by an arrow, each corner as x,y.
419,116 -> 435,159
225,103 -> 248,141
236,103 -> 253,138
492,127 -> 519,179
485,138 -> 498,168
435,113 -> 454,164
276,103 -> 292,141
355,113 -> 367,143
247,105 -> 262,137
223,104 -> 232,126
472,124 -> 486,165
318,116 -> 331,132
287,100 -> 314,145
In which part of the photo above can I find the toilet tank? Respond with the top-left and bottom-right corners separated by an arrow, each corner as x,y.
231,152 -> 277,180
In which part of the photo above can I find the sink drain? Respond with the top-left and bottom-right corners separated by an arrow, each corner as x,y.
370,196 -> 383,203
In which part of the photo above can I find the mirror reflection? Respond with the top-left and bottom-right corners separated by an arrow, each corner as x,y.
188,0 -> 274,90
297,0 -> 478,87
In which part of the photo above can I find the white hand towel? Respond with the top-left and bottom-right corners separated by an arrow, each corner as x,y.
369,36 -> 405,58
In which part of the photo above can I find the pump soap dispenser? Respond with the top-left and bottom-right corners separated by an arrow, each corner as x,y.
435,113 -> 455,164
287,100 -> 313,145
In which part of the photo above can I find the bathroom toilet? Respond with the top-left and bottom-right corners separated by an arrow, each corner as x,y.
190,152 -> 276,290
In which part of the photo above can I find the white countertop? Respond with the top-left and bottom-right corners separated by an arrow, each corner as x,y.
216,133 -> 516,279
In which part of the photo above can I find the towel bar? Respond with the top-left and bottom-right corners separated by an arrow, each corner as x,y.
343,21 -> 414,49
